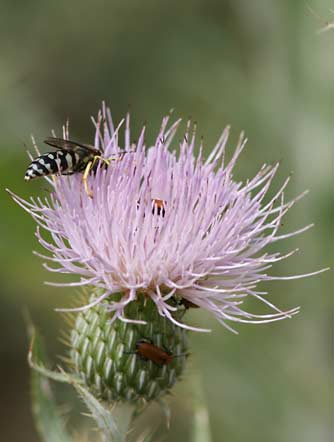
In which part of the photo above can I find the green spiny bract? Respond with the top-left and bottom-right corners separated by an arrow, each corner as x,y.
70,294 -> 189,403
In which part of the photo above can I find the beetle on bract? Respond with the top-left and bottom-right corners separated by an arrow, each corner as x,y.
24,137 -> 124,197
133,338 -> 174,366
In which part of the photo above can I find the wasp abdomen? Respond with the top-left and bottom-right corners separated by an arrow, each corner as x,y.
25,151 -> 79,181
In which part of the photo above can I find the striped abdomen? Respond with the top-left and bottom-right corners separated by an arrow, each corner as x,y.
25,150 -> 82,181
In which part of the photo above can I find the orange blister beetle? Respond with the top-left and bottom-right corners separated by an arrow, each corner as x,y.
134,338 -> 173,366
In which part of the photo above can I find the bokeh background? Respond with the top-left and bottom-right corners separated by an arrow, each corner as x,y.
0,1 -> 332,441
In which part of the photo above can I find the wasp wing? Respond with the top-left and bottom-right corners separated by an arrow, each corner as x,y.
44,137 -> 100,154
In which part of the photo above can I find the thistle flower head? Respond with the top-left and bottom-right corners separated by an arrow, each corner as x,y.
70,292 -> 189,402
9,103 -> 327,333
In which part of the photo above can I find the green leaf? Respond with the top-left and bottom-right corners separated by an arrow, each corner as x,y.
157,397 -> 171,430
28,324 -> 74,442
28,326 -> 80,384
27,319 -> 134,442
190,371 -> 212,442
136,428 -> 158,442
72,383 -> 133,442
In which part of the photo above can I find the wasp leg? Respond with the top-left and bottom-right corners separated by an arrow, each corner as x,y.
82,156 -> 111,198
93,155 -> 110,167
112,153 -> 125,162
82,160 -> 94,198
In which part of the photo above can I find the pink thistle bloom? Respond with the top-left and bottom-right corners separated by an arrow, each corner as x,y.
8,104 -> 328,333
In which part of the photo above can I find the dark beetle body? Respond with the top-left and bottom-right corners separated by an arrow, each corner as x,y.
24,137 -> 100,181
135,339 -> 173,366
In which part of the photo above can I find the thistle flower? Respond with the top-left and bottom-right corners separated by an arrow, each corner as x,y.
69,292 -> 189,402
9,104 -> 327,333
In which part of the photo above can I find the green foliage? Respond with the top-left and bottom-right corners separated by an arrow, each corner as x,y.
28,329 -> 76,384
27,316 -> 201,442
28,322 -> 74,442
73,385 -> 133,442
190,371 -> 212,442
28,322 -> 134,442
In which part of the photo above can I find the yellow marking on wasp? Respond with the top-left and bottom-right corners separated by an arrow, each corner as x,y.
82,155 -> 122,198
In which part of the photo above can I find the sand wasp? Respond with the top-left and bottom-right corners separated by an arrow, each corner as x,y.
24,137 -> 124,197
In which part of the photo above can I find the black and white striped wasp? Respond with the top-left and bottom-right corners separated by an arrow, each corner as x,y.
25,137 -> 121,197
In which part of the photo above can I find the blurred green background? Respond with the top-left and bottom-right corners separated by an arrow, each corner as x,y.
0,0 -> 332,441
